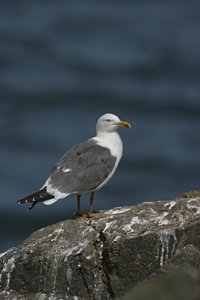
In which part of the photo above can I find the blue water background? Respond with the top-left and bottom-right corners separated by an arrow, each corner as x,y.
0,0 -> 200,252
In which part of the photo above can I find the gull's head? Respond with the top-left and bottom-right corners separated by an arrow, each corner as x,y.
96,113 -> 131,134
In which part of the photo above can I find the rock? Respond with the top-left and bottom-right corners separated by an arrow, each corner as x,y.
120,265 -> 200,300
0,190 -> 200,300
120,244 -> 200,300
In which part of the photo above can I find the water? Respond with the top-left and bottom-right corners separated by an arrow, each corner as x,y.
0,0 -> 200,253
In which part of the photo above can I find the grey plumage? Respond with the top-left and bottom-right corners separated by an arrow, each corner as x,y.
49,139 -> 117,194
17,139 -> 116,210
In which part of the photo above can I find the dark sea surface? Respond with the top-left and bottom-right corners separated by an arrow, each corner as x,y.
0,0 -> 200,252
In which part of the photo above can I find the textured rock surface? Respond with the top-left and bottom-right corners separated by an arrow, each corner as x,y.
0,190 -> 200,300
121,265 -> 200,300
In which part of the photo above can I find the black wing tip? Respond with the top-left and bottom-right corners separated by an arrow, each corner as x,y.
28,202 -> 37,211
17,187 -> 54,210
17,199 -> 29,205
17,199 -> 37,211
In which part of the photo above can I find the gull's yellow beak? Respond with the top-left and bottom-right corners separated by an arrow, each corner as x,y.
116,120 -> 131,128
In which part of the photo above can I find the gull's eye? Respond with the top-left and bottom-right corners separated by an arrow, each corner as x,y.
106,119 -> 111,122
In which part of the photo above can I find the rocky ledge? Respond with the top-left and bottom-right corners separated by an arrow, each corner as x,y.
0,190 -> 200,300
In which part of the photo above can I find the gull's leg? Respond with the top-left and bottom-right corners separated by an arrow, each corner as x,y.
77,194 -> 81,215
89,191 -> 94,216
76,194 -> 88,217
76,192 -> 100,217
87,191 -> 101,217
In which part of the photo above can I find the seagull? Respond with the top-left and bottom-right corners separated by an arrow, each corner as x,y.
17,113 -> 131,217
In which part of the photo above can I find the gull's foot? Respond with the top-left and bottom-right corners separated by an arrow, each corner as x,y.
73,210 -> 102,218
77,210 -> 89,217
87,211 -> 102,218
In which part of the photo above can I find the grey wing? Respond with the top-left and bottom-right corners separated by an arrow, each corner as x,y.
48,139 -> 117,194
